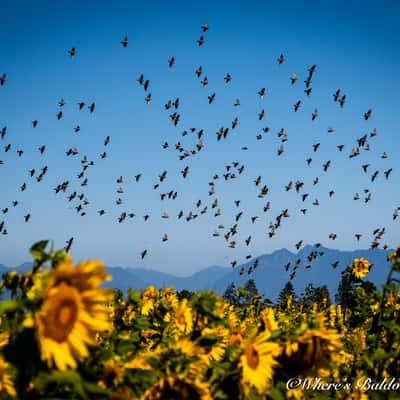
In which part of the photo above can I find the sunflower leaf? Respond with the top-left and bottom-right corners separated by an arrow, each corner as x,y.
30,240 -> 49,263
0,299 -> 20,314
33,370 -> 87,399
83,381 -> 110,395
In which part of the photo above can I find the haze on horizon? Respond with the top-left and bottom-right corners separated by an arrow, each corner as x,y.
0,0 -> 399,275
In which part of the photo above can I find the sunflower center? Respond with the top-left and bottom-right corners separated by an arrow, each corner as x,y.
246,345 -> 260,369
177,312 -> 186,326
143,376 -> 207,400
42,284 -> 80,342
57,300 -> 77,327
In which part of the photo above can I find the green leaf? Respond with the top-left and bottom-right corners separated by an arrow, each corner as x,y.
372,347 -> 387,361
130,331 -> 140,343
268,389 -> 284,400
83,381 -> 110,396
33,370 -> 87,399
134,316 -> 151,330
117,340 -> 137,354
0,299 -> 20,314
127,289 -> 141,304
30,240 -> 49,262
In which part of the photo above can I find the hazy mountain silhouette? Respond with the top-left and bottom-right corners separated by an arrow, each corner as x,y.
1,246 -> 392,301
211,246 -> 392,301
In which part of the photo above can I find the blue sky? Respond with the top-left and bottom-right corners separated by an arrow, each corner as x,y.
0,0 -> 399,275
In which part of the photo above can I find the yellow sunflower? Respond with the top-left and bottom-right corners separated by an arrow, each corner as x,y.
352,258 -> 370,279
122,304 -> 136,325
125,346 -> 163,370
141,286 -> 158,316
174,299 -> 193,334
0,357 -> 16,397
142,376 -> 212,400
227,312 -> 248,347
240,331 -> 281,394
199,326 -> 229,363
260,307 -> 278,334
280,326 -> 341,376
160,287 -> 178,310
386,292 -> 400,310
124,354 -> 151,370
26,269 -> 49,302
0,332 -> 9,348
31,256 -> 112,370
388,250 -> 397,262
98,356 -> 125,389
171,337 -> 198,357
287,387 -> 305,400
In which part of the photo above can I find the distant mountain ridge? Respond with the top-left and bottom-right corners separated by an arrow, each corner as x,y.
1,246 -> 393,301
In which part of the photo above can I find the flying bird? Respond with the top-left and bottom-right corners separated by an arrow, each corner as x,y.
0,73 -> 6,86
140,250 -> 148,259
121,36 -> 128,47
201,23 -> 209,32
68,47 -> 76,57
364,109 -> 372,120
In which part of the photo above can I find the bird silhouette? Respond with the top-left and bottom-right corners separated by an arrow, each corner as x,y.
121,36 -> 128,47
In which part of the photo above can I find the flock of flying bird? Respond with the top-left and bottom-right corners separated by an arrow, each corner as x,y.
1,22 -> 398,279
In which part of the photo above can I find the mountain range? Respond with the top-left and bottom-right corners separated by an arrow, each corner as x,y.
1,246 -> 393,302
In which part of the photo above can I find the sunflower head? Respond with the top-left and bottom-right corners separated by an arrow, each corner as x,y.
352,258 -> 370,279
388,250 -> 397,262
240,331 -> 281,394
142,376 -> 212,400
279,327 -> 341,376
160,287 -> 178,309
2,270 -> 20,291
98,356 -> 125,389
0,357 -> 16,397
141,286 -> 158,316
174,299 -> 193,334
260,307 -> 278,334
47,255 -> 111,290
34,257 -> 112,370
26,269 -> 49,302
199,326 -> 229,363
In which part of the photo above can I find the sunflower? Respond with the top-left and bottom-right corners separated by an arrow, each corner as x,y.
386,292 -> 400,310
26,269 -> 49,302
0,332 -> 9,348
141,286 -> 158,316
260,307 -> 278,334
142,376 -> 212,400
328,304 -> 336,328
199,326 -> 229,363
31,256 -> 112,370
352,258 -> 370,279
98,356 -> 125,389
240,331 -> 281,394
0,357 -> 16,397
160,287 -> 178,310
227,312 -> 247,347
287,387 -> 305,400
121,304 -> 136,325
124,353 -> 152,370
171,337 -> 198,357
174,299 -> 193,334
388,250 -> 398,262
279,326 -> 341,376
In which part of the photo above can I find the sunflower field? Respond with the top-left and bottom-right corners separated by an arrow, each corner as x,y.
0,242 -> 399,399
